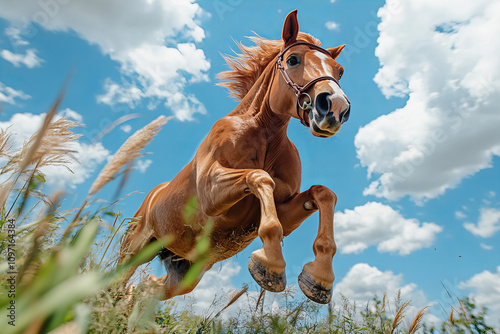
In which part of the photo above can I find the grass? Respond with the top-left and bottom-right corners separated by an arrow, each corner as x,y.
0,93 -> 497,333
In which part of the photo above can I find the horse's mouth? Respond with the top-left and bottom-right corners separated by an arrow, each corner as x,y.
310,118 -> 340,138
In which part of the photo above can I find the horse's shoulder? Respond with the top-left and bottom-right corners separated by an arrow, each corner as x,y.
209,116 -> 263,146
213,115 -> 258,133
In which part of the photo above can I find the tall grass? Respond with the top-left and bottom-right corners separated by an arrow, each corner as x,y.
0,93 -> 497,333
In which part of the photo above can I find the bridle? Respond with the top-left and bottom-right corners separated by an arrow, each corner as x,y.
275,41 -> 345,127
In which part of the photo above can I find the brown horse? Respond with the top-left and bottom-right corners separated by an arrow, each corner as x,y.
119,9 -> 350,304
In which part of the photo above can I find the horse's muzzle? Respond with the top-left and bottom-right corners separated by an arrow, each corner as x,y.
310,93 -> 350,137
315,92 -> 350,124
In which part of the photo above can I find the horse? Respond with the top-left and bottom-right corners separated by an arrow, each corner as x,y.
119,9 -> 350,304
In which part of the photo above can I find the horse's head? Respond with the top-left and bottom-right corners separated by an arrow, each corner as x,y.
270,10 -> 350,138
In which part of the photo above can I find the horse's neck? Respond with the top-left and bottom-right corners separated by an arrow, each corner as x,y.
232,62 -> 290,134
229,63 -> 291,171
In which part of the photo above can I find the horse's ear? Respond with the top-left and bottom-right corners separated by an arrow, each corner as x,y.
327,45 -> 345,60
282,10 -> 299,46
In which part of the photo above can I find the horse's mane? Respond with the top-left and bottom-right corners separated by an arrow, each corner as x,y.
217,32 -> 321,100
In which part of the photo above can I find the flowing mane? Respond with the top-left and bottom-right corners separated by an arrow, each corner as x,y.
217,32 -> 321,100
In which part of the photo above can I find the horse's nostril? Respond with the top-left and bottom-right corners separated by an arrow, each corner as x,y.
340,106 -> 350,124
315,92 -> 331,116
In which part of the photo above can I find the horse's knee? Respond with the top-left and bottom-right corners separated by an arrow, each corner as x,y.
246,169 -> 275,192
310,185 -> 337,206
258,220 -> 283,241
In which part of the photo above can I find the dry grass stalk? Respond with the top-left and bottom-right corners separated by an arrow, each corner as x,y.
256,288 -> 265,311
391,300 -> 411,333
408,306 -> 429,334
448,308 -> 454,326
221,284 -> 248,312
0,127 -> 13,158
18,117 -> 81,173
457,298 -> 470,323
17,91 -> 63,173
0,181 -> 13,209
0,91 -> 80,212
201,284 -> 248,331
87,115 -> 170,198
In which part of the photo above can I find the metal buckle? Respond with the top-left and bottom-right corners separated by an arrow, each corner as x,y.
297,92 -> 313,111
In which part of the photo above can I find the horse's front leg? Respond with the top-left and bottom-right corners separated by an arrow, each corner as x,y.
276,185 -> 337,304
198,162 -> 286,292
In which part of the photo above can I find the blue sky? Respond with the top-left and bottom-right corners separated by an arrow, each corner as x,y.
1,0 -> 499,326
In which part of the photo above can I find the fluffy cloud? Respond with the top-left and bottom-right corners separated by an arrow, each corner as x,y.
463,207 -> 500,238
355,0 -> 500,201
172,259 -> 294,319
332,263 -> 433,324
325,21 -> 340,31
1,48 -> 43,68
120,124 -> 132,134
0,111 -> 109,189
4,26 -> 29,47
455,211 -> 466,219
459,266 -> 500,329
135,159 -> 152,174
0,0 -> 210,121
0,81 -> 30,104
177,260 -> 242,311
335,202 -> 442,255
480,243 -> 493,250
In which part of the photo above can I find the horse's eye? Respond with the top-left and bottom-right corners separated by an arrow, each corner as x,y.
286,55 -> 300,67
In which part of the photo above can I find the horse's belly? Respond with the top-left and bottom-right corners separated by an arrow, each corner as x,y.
208,197 -> 261,261
209,223 -> 259,262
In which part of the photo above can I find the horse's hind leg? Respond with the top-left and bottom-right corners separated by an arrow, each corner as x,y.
276,185 -> 337,304
118,223 -> 156,284
119,182 -> 170,284
149,250 -> 211,300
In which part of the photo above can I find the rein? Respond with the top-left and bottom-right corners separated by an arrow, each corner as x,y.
275,41 -> 341,127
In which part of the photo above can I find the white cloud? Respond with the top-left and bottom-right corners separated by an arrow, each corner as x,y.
0,81 -> 30,104
480,243 -> 493,250
459,266 -> 500,330
455,211 -> 466,219
172,260 -> 244,314
4,26 -> 29,46
59,107 -> 83,122
355,0 -> 500,202
0,0 -> 210,121
463,207 -> 500,238
135,159 -> 152,174
332,263 -> 432,323
0,111 -> 110,189
1,48 -> 43,68
171,259 -> 296,320
335,202 -> 442,255
120,124 -> 132,133
325,21 -> 340,31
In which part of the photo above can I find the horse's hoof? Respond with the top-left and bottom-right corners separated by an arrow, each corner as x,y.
298,270 -> 332,304
248,256 -> 286,292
